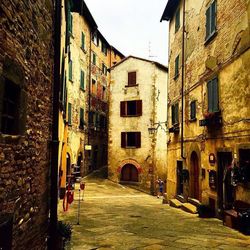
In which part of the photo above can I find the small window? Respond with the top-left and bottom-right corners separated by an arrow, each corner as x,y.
205,1 -> 217,41
175,8 -> 180,32
174,55 -> 179,78
81,32 -> 85,50
92,53 -> 96,65
207,77 -> 219,112
92,33 -> 98,46
101,42 -> 107,55
128,71 -> 137,86
121,132 -> 141,148
102,63 -> 108,76
0,79 -> 21,135
120,100 -> 142,117
190,101 -> 196,120
171,103 -> 179,125
69,60 -> 73,81
102,86 -> 106,100
79,107 -> 84,129
68,102 -> 72,125
80,70 -> 85,90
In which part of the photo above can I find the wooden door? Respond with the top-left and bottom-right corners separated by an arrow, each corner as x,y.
121,164 -> 138,182
191,152 -> 200,200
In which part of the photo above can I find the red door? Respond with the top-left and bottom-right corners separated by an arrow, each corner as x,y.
121,164 -> 138,182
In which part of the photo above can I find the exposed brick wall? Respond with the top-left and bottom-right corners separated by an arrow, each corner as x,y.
0,0 -> 53,249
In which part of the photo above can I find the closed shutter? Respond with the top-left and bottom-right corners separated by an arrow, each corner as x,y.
69,60 -> 72,81
128,72 -> 136,86
175,103 -> 179,123
211,1 -> 216,34
207,80 -> 213,112
68,103 -> 72,125
205,7 -> 210,39
136,100 -> 142,116
80,70 -> 85,90
171,105 -> 175,125
121,132 -> 126,148
175,55 -> 179,77
69,13 -> 73,34
175,8 -> 180,32
212,78 -> 219,112
80,108 -> 84,128
135,132 -> 141,148
190,101 -> 196,120
81,32 -> 85,49
120,101 -> 126,116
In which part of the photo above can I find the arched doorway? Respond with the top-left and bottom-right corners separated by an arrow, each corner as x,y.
66,153 -> 71,176
121,164 -> 139,182
190,151 -> 200,200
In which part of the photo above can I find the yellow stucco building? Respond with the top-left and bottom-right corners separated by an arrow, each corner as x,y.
161,0 -> 250,216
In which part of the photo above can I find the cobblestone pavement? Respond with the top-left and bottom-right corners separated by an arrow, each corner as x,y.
58,170 -> 250,250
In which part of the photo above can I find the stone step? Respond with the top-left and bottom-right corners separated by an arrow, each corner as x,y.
176,194 -> 185,203
169,198 -> 183,208
181,202 -> 198,214
188,197 -> 201,207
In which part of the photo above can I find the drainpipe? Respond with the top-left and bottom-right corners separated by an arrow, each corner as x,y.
181,0 -> 186,159
49,0 -> 61,248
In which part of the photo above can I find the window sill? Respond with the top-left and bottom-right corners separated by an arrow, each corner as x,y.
69,79 -> 73,83
81,47 -> 87,54
121,115 -> 142,117
204,30 -> 217,46
0,133 -> 23,144
125,84 -> 138,88
124,146 -> 139,149
174,73 -> 179,80
189,118 -> 197,122
80,87 -> 85,92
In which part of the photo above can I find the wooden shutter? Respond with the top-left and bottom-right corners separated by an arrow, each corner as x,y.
207,80 -> 213,112
128,72 -> 136,86
175,55 -> 179,77
190,101 -> 196,120
171,105 -> 175,125
206,7 -> 211,39
68,103 -> 72,125
135,132 -> 141,148
81,32 -> 85,49
120,101 -> 126,117
80,70 -> 85,90
211,1 -> 216,34
212,78 -> 219,112
136,100 -> 142,116
69,60 -> 72,81
121,132 -> 126,148
175,103 -> 179,123
175,8 -> 180,32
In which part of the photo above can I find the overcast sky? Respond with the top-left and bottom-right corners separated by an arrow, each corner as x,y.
84,0 -> 169,66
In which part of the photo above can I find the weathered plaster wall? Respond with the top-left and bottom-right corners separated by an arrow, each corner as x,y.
0,0 -> 53,248
109,57 -> 168,193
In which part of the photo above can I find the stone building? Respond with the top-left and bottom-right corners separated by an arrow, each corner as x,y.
58,0 -> 124,196
161,0 -> 250,216
108,56 -> 168,194
0,0 -> 54,249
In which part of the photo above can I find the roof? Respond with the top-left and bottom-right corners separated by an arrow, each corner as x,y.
110,55 -> 168,72
111,46 -> 125,59
160,0 -> 180,22
72,0 -> 98,30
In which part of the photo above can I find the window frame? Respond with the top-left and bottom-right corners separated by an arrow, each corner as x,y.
80,70 -> 85,91
79,107 -> 84,129
207,77 -> 219,113
127,71 -> 137,87
81,32 -> 85,51
205,0 -> 217,43
190,100 -> 197,121
175,8 -> 180,33
121,132 -> 141,148
171,103 -> 179,126
120,100 -> 142,117
174,55 -> 180,79
69,60 -> 73,82
68,102 -> 72,126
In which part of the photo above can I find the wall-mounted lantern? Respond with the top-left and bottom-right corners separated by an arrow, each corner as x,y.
148,121 -> 167,135
209,153 -> 216,165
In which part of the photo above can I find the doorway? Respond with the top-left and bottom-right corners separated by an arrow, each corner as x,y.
121,164 -> 138,182
66,153 -> 71,177
190,151 -> 200,200
177,161 -> 183,195
217,152 -> 233,213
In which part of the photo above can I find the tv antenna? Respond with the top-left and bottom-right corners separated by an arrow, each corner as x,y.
148,41 -> 157,59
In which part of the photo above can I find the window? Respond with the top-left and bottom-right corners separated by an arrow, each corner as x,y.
121,132 -> 141,148
175,8 -> 180,32
92,33 -> 98,46
128,71 -> 137,86
0,79 -> 21,135
171,103 -> 179,125
68,102 -> 72,125
205,0 -> 217,41
81,32 -> 85,50
102,86 -> 106,100
69,13 -> 73,35
80,70 -> 85,90
91,79 -> 96,94
101,42 -> 107,55
102,63 -> 108,76
120,100 -> 142,117
79,107 -> 84,129
190,101 -> 196,120
92,53 -> 96,65
207,77 -> 219,112
174,55 -> 179,78
69,60 -> 73,81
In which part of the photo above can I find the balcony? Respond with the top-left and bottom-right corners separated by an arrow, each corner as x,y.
199,111 -> 222,127
169,123 -> 180,133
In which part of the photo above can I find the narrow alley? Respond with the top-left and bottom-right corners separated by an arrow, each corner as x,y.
59,169 -> 250,250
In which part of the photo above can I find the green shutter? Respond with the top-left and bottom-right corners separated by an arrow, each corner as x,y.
80,108 -> 84,128
68,103 -> 72,125
211,1 -> 216,34
69,60 -> 72,81
207,80 -> 213,112
190,101 -> 196,120
175,8 -> 180,32
80,70 -> 85,90
212,78 -> 219,112
205,7 -> 211,39
81,32 -> 85,49
175,103 -> 179,123
93,54 -> 96,65
175,55 -> 179,77
69,13 -> 73,34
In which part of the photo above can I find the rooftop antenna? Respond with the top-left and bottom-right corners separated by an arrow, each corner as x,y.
148,41 -> 157,59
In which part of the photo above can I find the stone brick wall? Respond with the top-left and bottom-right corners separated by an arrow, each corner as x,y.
0,0 -> 53,249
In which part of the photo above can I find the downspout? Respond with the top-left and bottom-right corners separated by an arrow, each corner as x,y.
181,0 -> 186,159
49,0 -> 61,248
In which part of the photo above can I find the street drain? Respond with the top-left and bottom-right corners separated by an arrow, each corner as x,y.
130,215 -> 142,218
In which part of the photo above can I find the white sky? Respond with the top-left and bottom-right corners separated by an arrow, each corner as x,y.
84,0 -> 169,66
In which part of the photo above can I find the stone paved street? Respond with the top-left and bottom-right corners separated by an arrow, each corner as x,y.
58,170 -> 250,250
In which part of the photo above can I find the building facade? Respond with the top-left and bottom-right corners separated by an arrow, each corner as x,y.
108,56 -> 168,194
161,0 -> 250,216
0,0 -> 54,248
